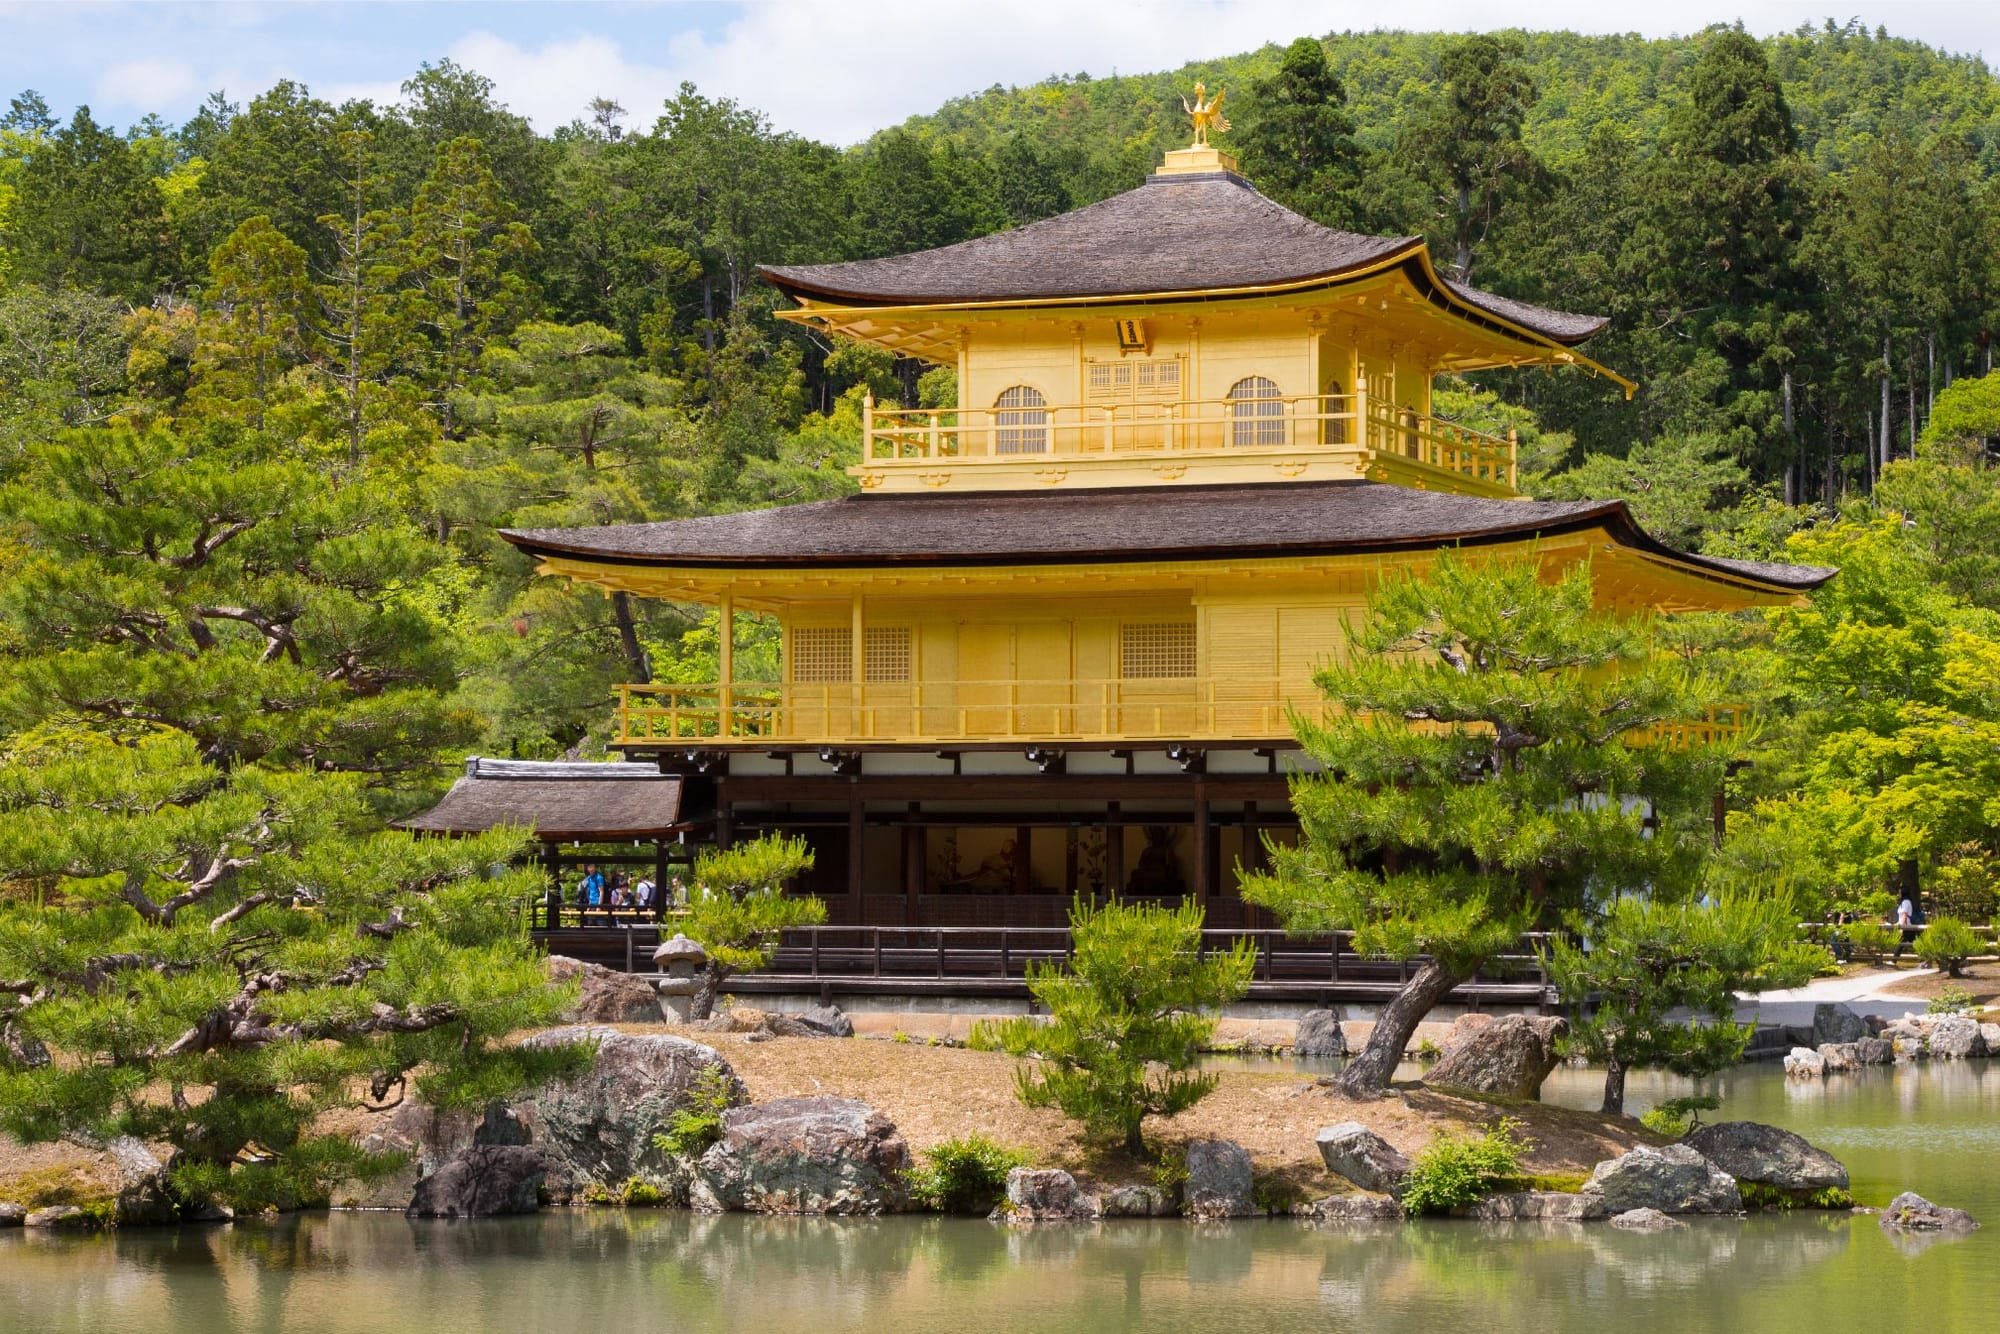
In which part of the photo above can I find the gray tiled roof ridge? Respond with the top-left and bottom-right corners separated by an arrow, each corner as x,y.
762,172 -> 1606,344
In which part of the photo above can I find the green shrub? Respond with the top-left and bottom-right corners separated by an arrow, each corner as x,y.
1638,1095 -> 1722,1139
1915,917 -> 1983,978
1844,922 -> 1897,961
1414,1038 -> 1441,1061
1932,846 -> 1998,925
1928,983 -> 1976,1015
1399,1118 -> 1531,1216
653,1065 -> 736,1158
906,1136 -> 1028,1214
619,1178 -> 664,1207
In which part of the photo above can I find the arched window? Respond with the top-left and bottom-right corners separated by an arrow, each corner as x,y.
1228,376 -> 1284,447
993,385 -> 1049,455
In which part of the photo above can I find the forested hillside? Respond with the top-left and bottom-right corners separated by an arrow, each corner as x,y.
0,20 -> 1997,802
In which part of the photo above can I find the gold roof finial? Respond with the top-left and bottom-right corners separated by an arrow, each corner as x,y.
1181,82 -> 1230,147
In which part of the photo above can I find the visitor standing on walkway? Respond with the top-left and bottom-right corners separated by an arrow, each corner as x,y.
1891,893 -> 1917,962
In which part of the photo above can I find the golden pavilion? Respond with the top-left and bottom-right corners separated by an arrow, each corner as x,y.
501,129 -> 1832,928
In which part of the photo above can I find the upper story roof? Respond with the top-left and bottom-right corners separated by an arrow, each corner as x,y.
762,170 -> 1606,346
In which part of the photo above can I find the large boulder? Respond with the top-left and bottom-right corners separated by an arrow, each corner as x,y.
1811,1003 -> 1869,1047
1686,1122 -> 1848,1193
1460,1190 -> 1605,1221
406,1146 -> 546,1219
0,1201 -> 27,1226
1880,1192 -> 1978,1232
1818,1038 -> 1893,1071
1580,1144 -> 1742,1215
545,956 -> 662,1025
693,1096 -> 908,1215
1929,1016 -> 1987,1060
338,1101 -> 531,1209
1294,1010 -> 1345,1059
1183,1139 -> 1256,1219
1001,1167 -> 1095,1221
1783,1046 -> 1826,1079
1315,1122 -> 1412,1195
519,1025 -> 744,1201
1423,1014 -> 1568,1101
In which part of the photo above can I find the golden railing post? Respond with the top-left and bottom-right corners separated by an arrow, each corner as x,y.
862,392 -> 875,460
1506,426 -> 1519,490
1354,380 -> 1369,452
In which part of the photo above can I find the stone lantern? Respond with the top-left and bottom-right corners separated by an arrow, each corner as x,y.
652,933 -> 708,1022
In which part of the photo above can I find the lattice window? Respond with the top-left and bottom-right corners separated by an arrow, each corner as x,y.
1086,357 -> 1182,404
790,625 -> 852,683
994,384 -> 1049,454
864,626 -> 911,682
1228,375 -> 1285,447
1121,622 -> 1197,679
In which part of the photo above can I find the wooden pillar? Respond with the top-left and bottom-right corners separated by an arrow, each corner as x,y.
654,839 -> 668,922
1014,826 -> 1033,900
1064,826 -> 1079,897
718,590 -> 734,733
1105,802 -> 1123,898
905,802 -> 923,927
1192,782 -> 1212,908
847,787 -> 865,907
715,777 -> 733,851
1241,801 -> 1261,875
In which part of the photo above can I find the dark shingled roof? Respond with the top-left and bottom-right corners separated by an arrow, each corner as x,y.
398,758 -> 687,840
762,171 -> 1607,345
502,480 -> 1835,593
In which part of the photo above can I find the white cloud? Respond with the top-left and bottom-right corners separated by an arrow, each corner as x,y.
93,57 -> 201,113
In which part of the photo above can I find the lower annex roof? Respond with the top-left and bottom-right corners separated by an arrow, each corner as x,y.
500,480 -> 1835,595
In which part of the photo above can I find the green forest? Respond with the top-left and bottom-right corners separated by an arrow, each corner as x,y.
0,19 -> 1997,910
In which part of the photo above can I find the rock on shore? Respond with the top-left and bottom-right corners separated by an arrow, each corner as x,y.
1183,1140 -> 1256,1219
1001,1167 -> 1095,1221
1423,1014 -> 1567,1100
1315,1122 -> 1412,1195
692,1096 -> 908,1215
1580,1144 -> 1742,1215
1293,1010 -> 1345,1059
1686,1122 -> 1848,1193
407,1146 -> 546,1219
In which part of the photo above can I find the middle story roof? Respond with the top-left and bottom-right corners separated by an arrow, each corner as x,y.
502,481 -> 1834,601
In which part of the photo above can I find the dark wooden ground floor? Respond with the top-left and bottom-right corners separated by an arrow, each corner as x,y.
707,771 -> 1297,929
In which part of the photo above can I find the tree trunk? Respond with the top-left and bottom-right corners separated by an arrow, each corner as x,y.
1325,959 -> 1469,1097
1881,338 -> 1892,472
611,591 -> 651,685
1600,1056 -> 1628,1117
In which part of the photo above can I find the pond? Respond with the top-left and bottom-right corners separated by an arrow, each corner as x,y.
5,1060 -> 1998,1333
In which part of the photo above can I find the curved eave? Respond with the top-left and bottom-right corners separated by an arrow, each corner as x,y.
769,248 -> 1631,394
499,506 -> 1828,605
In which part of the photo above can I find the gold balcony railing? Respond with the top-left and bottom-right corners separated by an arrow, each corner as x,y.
861,390 -> 1517,490
612,682 -> 1745,751
614,678 -> 1317,747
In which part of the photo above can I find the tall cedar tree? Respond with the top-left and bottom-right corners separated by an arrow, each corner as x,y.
0,729 -> 583,1212
1241,555 -> 1735,1096
1235,38 -> 1367,230
1394,35 -> 1540,282
190,216 -> 314,428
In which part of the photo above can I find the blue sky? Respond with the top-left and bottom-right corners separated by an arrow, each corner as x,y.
4,1 -> 1998,145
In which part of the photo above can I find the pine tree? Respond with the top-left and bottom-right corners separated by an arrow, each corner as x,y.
1547,893 -> 1827,1114
973,898 -> 1254,1156
0,728 -> 583,1212
1242,555 -> 1736,1096
678,835 -> 822,1019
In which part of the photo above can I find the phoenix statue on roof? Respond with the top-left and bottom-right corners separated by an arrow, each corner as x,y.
1181,82 -> 1229,147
